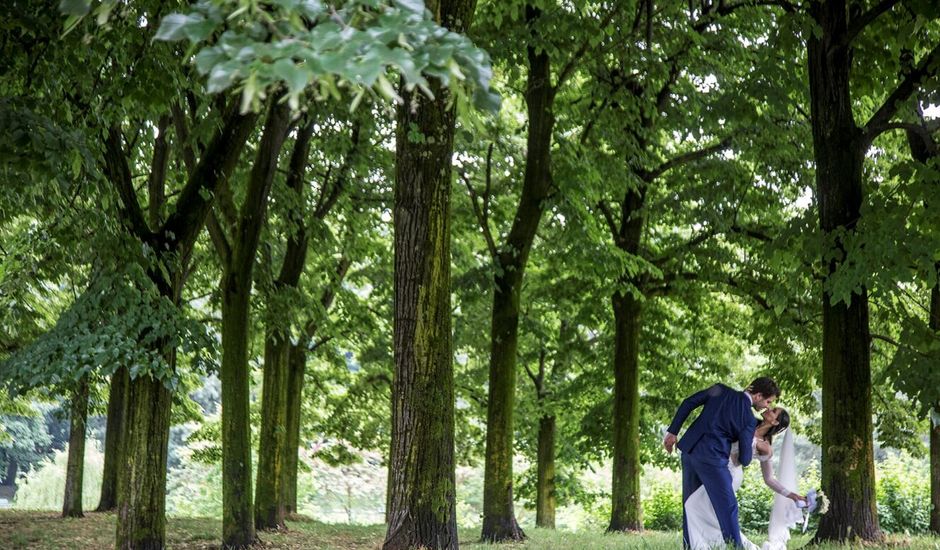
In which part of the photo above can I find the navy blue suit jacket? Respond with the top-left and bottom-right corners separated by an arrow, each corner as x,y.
668,383 -> 757,467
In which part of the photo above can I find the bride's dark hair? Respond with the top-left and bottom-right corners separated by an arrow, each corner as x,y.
765,408 -> 790,444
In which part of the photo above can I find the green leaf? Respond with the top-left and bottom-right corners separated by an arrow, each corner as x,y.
156,13 -> 198,42
59,0 -> 90,16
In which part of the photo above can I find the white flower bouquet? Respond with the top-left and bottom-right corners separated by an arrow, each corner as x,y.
798,489 -> 829,532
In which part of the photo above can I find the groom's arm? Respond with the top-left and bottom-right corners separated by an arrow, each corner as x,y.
665,385 -> 712,440
737,413 -> 757,467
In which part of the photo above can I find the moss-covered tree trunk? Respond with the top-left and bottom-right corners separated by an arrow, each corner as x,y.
254,337 -> 290,530
609,290 -> 643,531
535,413 -> 555,528
606,179 -> 646,532
107,105 -> 257,550
62,375 -> 89,518
481,9 -> 554,541
219,103 -> 291,548
220,270 -> 258,547
97,367 -> 128,512
807,1 -> 880,541
283,343 -> 306,515
116,371 -> 173,549
383,3 -> 473,548
931,281 -> 940,534
255,117 -> 314,531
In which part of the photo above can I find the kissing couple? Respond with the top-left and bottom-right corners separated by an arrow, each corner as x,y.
664,377 -> 808,550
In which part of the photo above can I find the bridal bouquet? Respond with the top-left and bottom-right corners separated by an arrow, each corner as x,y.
799,489 -> 830,533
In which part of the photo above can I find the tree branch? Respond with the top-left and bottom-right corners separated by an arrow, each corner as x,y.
643,136 -> 732,181
206,210 -> 232,266
461,169 -> 498,260
864,42 -> 940,136
170,102 -> 197,173
844,0 -> 902,47
870,333 -> 902,348
159,104 -> 257,253
597,200 -> 620,242
554,5 -> 621,90
104,125 -> 151,240
864,121 -> 940,154
231,102 -> 292,273
692,0 -> 798,32
314,121 -> 362,220
147,116 -> 171,228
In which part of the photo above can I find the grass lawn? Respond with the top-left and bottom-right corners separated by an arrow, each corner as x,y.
1,510 -> 939,549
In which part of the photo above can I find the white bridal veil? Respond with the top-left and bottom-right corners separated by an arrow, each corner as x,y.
762,428 -> 803,550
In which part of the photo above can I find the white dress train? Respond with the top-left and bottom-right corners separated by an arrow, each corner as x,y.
685,430 -> 801,550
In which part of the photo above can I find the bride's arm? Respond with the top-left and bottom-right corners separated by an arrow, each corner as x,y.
760,458 -> 806,503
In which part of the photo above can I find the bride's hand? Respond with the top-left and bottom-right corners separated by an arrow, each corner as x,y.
787,492 -> 807,505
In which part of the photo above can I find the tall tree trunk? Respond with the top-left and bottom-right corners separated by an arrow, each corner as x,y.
97,367 -> 128,512
908,99 -> 940,537
108,105 -> 257,550
931,280 -> 940,534
254,337 -> 290,530
481,9 -> 554,541
609,291 -> 643,531
383,3 -> 473,548
607,180 -> 646,532
255,117 -> 314,531
116,372 -> 173,549
535,414 -> 555,528
220,103 -> 291,548
808,1 -> 880,541
283,343 -> 306,515
62,376 -> 89,518
220,272 -> 258,547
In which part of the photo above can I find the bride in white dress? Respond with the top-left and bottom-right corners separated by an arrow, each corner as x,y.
685,407 -> 806,550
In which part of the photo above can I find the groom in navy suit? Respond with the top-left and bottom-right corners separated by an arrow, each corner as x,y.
664,377 -> 780,549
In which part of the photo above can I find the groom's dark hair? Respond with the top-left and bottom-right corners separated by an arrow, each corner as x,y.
747,376 -> 780,398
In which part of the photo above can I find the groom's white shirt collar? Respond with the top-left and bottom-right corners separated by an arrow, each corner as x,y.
743,390 -> 754,404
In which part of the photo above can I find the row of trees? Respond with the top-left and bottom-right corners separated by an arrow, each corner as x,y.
2,0 -> 940,549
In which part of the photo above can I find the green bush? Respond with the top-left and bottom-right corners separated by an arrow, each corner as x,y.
737,466 -> 774,534
13,443 -> 103,511
643,485 -> 683,531
876,454 -> 930,534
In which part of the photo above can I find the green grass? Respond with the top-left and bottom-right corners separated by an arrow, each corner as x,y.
1,510 -> 939,549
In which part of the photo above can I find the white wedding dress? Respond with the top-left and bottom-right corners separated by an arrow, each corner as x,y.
685,429 -> 803,550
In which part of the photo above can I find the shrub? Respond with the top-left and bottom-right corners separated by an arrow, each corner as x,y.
737,466 -> 773,534
643,484 -> 683,531
877,454 -> 930,534
13,443 -> 103,511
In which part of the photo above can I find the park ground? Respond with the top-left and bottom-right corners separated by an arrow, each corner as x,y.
1,510 -> 940,549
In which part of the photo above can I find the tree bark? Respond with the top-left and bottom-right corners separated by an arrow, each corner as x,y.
116,373 -> 173,549
932,403 -> 940,534
383,3 -> 474,548
283,343 -> 306,515
219,102 -> 291,547
609,291 -> 643,532
97,367 -> 129,512
808,1 -> 880,542
481,8 -> 554,541
535,414 -> 556,528
255,117 -> 314,531
931,281 -> 940,534
62,375 -> 89,518
607,175 -> 646,532
109,105 -> 257,550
